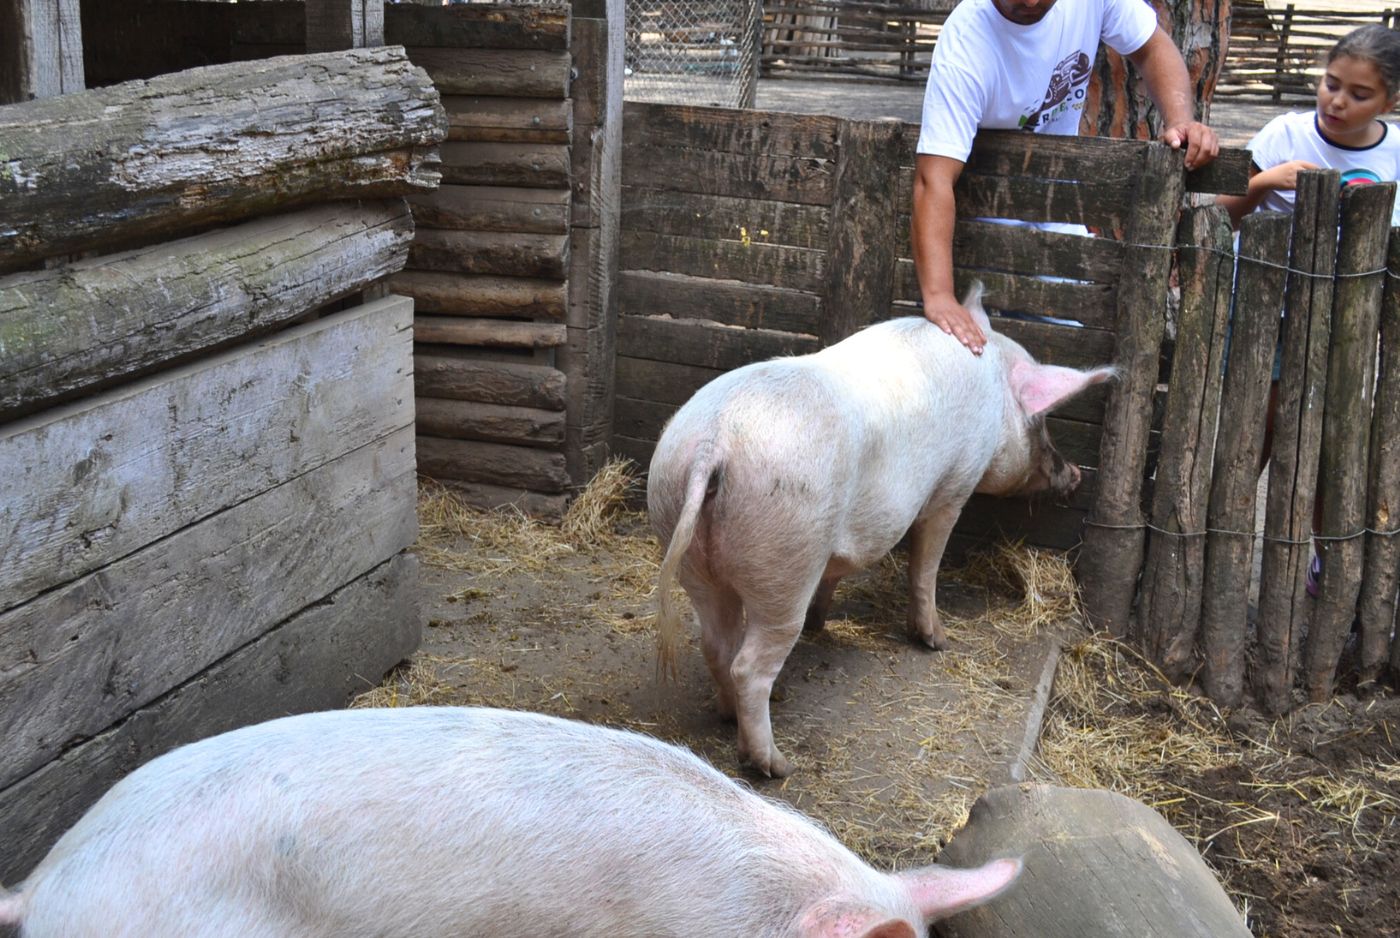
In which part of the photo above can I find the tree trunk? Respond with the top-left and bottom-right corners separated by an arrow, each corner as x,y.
1081,0 -> 1230,140
0,46 -> 445,272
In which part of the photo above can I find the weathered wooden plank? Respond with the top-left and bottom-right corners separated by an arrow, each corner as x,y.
623,145 -> 836,206
951,496 -> 1089,551
619,270 -> 822,335
621,230 -> 824,292
1307,182 -> 1394,701
439,141 -> 570,188
1257,170 -> 1340,713
443,95 -> 571,143
433,478 -> 570,520
0,47 -> 445,272
390,270 -> 565,320
1200,211 -> 1292,707
0,428 -> 416,792
416,397 -> 564,447
893,218 -> 1127,285
385,3 -> 569,50
1363,236 -> 1400,685
0,552 -> 420,885
407,47 -> 569,98
621,188 -> 830,250
820,118 -> 905,344
1078,144 -> 1186,638
414,316 -> 567,349
617,315 -> 819,370
414,353 -> 566,409
622,100 -> 841,158
569,1 -> 622,132
0,297 -> 414,616
407,185 -> 570,235
0,0 -> 83,103
1137,207 -> 1234,680
615,355 -> 723,407
0,200 -> 413,421
892,261 -> 1119,331
408,229 -> 569,279
306,0 -> 383,51
417,436 -> 570,492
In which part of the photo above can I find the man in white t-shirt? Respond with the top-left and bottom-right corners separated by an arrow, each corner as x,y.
913,0 -> 1219,354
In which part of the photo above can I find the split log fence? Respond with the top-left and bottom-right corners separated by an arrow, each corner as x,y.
0,45 -> 445,882
614,102 -> 1400,708
757,0 -> 1398,105
612,102 -> 1248,553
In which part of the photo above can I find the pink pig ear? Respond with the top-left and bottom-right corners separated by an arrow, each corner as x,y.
899,857 -> 1022,921
1010,360 -> 1116,418
798,900 -> 918,938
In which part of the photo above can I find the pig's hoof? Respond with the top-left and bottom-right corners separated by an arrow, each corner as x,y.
916,632 -> 950,652
802,608 -> 827,633
740,743 -> 793,778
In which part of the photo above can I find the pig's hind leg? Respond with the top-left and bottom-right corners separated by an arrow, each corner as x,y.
802,573 -> 842,633
730,585 -> 815,778
687,583 -> 744,720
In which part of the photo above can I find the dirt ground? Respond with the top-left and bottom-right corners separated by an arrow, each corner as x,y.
360,474 -> 1399,938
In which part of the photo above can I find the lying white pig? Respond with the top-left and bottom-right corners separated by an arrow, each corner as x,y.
649,285 -> 1113,777
0,706 -> 1019,938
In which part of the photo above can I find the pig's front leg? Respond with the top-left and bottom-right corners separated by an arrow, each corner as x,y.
907,502 -> 963,650
730,615 -> 804,777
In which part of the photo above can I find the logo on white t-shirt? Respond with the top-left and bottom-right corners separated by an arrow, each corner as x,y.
1019,51 -> 1092,131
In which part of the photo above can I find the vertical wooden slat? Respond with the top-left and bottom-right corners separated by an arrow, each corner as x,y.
306,0 -> 384,52
1077,143 -> 1186,638
1306,182 -> 1395,700
1363,234 -> 1400,686
1138,206 -> 1233,679
1256,169 -> 1340,714
818,118 -> 905,345
0,0 -> 83,104
1200,211 -> 1292,707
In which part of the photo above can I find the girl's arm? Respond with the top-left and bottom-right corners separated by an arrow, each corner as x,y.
1216,160 -> 1321,227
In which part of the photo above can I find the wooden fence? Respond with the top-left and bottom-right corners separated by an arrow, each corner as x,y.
1106,174 -> 1400,711
759,0 -> 1399,105
612,102 -> 1248,551
0,46 -> 439,881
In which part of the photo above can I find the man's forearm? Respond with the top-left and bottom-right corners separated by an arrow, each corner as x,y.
912,171 -> 958,303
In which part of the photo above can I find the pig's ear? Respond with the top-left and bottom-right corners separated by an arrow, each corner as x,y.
1011,360 -> 1116,418
960,281 -> 993,335
797,899 -> 918,938
898,856 -> 1022,921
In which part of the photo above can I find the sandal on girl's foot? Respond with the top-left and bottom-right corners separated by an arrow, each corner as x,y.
1306,553 -> 1322,598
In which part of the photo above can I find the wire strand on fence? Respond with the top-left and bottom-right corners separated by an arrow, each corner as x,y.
1082,519 -> 1400,543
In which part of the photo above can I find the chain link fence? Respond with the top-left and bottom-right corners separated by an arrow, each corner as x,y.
624,0 -> 762,108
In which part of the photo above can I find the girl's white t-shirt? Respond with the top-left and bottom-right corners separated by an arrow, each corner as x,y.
916,0 -> 1158,161
1248,110 -> 1400,226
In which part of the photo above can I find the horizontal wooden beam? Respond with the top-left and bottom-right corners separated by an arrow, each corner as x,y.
0,200 -> 413,420
409,229 -> 569,279
390,270 -> 566,320
414,316 -> 567,349
0,47 -> 445,272
415,397 -> 565,447
414,353 -> 566,410
417,435 -> 570,492
408,47 -> 569,98
408,184 -> 570,234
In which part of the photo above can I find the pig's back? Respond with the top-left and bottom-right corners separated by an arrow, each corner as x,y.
19,707 -> 869,938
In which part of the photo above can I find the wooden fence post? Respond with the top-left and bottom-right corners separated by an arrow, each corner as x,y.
1363,232 -> 1400,686
1138,207 -> 1233,680
1272,4 -> 1295,105
1200,211 -> 1292,707
0,0 -> 83,104
817,118 -> 905,346
1077,144 -> 1185,638
1306,183 -> 1395,700
306,0 -> 385,52
1256,169 -> 1340,714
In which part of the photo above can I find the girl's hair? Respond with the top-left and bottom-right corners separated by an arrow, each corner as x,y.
1329,24 -> 1400,98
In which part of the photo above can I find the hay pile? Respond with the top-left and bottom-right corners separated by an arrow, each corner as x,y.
359,464 -> 1397,930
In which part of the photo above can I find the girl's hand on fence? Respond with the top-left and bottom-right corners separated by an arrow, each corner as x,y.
1257,160 -> 1322,193
922,292 -> 985,355
1160,121 -> 1220,170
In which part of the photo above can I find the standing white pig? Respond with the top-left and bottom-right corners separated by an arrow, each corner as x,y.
649,286 -> 1114,777
0,706 -> 1019,938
